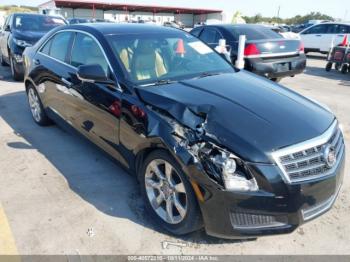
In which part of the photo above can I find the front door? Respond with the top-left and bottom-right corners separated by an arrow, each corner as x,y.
66,32 -> 124,164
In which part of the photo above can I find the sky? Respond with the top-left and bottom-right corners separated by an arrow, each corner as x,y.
1,0 -> 349,20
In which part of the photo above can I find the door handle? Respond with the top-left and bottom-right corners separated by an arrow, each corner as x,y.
33,59 -> 40,65
337,35 -> 344,37
61,77 -> 72,87
315,35 -> 322,37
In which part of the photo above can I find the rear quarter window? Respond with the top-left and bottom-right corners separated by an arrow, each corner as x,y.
229,26 -> 283,40
191,27 -> 203,38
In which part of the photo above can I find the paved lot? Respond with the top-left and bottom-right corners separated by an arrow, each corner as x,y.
0,55 -> 349,255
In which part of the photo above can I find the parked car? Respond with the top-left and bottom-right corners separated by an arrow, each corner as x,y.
68,18 -> 91,24
292,23 -> 313,33
0,13 -> 66,80
191,24 -> 306,82
163,21 -> 184,29
269,26 -> 300,40
299,22 -> 350,54
23,24 -> 345,239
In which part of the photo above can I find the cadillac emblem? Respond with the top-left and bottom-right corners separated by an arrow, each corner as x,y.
324,145 -> 336,168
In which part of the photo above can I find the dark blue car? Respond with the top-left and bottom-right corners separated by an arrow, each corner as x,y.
0,13 -> 66,80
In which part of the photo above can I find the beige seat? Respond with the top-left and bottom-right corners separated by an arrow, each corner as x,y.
131,40 -> 167,81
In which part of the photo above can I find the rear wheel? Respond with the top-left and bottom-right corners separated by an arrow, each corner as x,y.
325,62 -> 333,72
140,150 -> 202,235
335,63 -> 341,71
27,85 -> 51,126
341,64 -> 349,74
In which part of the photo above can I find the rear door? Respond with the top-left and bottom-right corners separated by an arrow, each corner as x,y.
34,31 -> 75,121
300,24 -> 329,51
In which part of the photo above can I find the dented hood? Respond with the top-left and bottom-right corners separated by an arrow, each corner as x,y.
136,71 -> 334,163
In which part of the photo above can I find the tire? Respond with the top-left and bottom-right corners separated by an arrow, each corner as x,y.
325,62 -> 332,72
335,63 -> 341,71
0,53 -> 8,66
271,78 -> 282,83
139,149 -> 203,236
10,55 -> 23,81
26,85 -> 52,126
341,64 -> 348,74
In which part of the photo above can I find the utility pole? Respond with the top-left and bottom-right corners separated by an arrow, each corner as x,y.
277,6 -> 281,20
344,10 -> 348,21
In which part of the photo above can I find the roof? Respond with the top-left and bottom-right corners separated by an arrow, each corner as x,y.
39,0 -> 222,14
68,23 -> 186,35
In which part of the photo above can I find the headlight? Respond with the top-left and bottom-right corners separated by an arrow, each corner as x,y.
198,143 -> 259,192
13,38 -> 32,48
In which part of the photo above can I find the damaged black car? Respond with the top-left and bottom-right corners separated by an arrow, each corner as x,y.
23,24 -> 345,239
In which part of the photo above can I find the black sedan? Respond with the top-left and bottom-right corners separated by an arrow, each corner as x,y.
0,13 -> 66,80
191,24 -> 307,82
23,24 -> 345,239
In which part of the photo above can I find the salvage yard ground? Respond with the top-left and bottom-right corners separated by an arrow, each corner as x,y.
0,55 -> 349,255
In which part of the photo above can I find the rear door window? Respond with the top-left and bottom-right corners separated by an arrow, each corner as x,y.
48,32 -> 74,62
334,24 -> 350,34
303,24 -> 329,35
199,28 -> 221,44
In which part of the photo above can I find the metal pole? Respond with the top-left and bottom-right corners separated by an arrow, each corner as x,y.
235,35 -> 246,69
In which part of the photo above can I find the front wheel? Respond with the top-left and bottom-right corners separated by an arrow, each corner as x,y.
0,53 -> 8,66
10,55 -> 23,81
140,150 -> 203,235
27,85 -> 52,126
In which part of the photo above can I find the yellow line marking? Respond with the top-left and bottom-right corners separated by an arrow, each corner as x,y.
0,203 -> 19,257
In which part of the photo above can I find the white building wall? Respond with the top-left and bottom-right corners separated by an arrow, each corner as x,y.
38,0 -> 223,27
177,14 -> 193,27
72,8 -> 104,19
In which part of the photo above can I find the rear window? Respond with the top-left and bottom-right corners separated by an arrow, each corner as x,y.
228,26 -> 283,41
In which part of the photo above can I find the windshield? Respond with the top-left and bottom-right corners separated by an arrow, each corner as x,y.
13,15 -> 66,32
106,31 -> 234,85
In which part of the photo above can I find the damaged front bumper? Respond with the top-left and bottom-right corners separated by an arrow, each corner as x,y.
185,152 -> 345,239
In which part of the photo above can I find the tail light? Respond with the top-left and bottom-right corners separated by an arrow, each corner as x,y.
334,51 -> 344,61
131,105 -> 146,118
299,42 -> 305,53
244,44 -> 260,56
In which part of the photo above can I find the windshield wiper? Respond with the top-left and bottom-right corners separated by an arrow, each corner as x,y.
141,79 -> 177,87
195,72 -> 223,79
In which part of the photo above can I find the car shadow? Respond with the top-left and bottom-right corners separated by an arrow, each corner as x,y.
306,54 -> 327,61
0,65 -> 17,83
0,90 -> 247,245
304,65 -> 350,85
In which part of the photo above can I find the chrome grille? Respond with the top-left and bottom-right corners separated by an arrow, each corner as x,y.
272,121 -> 345,184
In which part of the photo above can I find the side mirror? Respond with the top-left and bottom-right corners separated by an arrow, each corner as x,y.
4,25 -> 11,32
77,64 -> 108,83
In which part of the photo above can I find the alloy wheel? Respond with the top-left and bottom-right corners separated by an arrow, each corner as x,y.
28,88 -> 42,122
145,159 -> 188,224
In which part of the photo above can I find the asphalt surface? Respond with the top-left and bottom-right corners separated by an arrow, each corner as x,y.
0,55 -> 349,255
